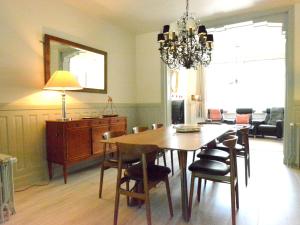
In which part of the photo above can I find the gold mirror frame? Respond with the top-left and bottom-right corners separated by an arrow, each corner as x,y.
44,34 -> 107,93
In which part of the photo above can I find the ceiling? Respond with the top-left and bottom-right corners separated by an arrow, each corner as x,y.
62,0 -> 299,33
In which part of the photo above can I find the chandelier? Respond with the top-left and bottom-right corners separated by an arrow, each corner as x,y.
157,0 -> 214,69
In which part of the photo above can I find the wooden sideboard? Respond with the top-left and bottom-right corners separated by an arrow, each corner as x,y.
46,117 -> 127,183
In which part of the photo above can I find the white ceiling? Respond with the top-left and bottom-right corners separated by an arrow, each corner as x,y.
63,0 -> 299,33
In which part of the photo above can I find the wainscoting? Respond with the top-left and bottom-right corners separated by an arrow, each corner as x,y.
0,102 -> 165,189
136,103 -> 164,127
0,103 -> 138,188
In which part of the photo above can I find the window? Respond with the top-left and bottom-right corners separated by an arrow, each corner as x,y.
205,21 -> 286,112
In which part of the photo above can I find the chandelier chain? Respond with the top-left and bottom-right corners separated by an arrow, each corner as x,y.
186,0 -> 189,18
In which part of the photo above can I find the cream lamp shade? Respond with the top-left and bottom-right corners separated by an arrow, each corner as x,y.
44,71 -> 82,120
44,71 -> 82,91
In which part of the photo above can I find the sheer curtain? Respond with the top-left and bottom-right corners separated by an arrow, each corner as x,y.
204,21 -> 286,112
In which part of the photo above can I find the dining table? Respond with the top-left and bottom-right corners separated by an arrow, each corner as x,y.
101,123 -> 232,222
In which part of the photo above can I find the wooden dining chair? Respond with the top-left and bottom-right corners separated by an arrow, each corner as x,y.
152,123 -> 176,175
188,136 -> 239,225
132,126 -> 149,134
99,131 -> 140,198
214,127 -> 250,186
114,143 -> 173,225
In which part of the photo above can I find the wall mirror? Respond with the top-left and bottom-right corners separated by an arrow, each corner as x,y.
44,34 -> 107,93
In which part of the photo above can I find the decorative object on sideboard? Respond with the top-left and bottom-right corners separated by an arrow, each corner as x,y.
44,70 -> 82,121
157,0 -> 214,69
102,95 -> 118,118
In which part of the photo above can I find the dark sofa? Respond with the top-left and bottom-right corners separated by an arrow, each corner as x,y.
256,108 -> 284,138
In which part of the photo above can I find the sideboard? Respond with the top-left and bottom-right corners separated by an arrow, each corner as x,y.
46,117 -> 127,183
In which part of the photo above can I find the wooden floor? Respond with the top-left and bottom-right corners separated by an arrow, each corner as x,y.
7,138 -> 300,225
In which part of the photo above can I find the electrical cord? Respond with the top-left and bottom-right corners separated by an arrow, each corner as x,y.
15,181 -> 50,192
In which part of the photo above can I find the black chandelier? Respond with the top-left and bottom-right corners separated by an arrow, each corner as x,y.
157,0 -> 214,69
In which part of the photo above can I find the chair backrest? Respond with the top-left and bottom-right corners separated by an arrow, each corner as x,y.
102,131 -> 126,140
116,142 -> 159,165
267,107 -> 284,125
207,109 -> 223,121
132,126 -> 149,134
222,136 -> 238,178
217,130 -> 236,143
151,123 -> 163,129
102,131 -> 126,156
238,127 -> 249,151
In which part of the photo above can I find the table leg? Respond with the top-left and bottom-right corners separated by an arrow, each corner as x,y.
177,151 -> 189,221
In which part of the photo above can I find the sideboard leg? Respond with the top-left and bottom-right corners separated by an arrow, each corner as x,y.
63,165 -> 68,184
48,161 -> 53,180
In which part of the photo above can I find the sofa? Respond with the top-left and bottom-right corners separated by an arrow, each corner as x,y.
205,107 -> 284,138
256,108 -> 284,138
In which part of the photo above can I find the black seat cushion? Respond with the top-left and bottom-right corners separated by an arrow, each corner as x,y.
197,149 -> 230,162
216,143 -> 244,151
258,124 -> 276,131
188,159 -> 230,176
125,164 -> 171,181
107,155 -> 140,164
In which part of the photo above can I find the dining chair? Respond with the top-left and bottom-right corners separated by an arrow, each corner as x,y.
197,130 -> 236,162
99,131 -> 140,199
215,127 -> 250,186
151,123 -> 175,175
188,136 -> 239,225
114,142 -> 173,225
132,126 -> 149,134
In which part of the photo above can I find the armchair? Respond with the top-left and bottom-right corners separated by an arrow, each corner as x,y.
257,108 -> 284,138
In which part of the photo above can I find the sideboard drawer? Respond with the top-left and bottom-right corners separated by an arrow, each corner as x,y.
91,119 -> 110,126
110,117 -> 126,124
66,120 -> 90,128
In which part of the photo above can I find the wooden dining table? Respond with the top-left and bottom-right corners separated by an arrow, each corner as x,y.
102,124 -> 231,222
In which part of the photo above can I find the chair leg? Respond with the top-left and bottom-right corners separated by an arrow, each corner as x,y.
165,178 -> 173,217
192,151 -> 196,162
188,173 -> 195,218
142,154 -> 152,225
113,165 -> 122,225
99,163 -> 105,198
230,182 -> 236,225
248,154 -> 251,178
244,156 -> 248,186
163,151 -> 167,167
170,150 -> 174,176
126,180 -> 130,206
235,181 -> 239,210
197,178 -> 202,202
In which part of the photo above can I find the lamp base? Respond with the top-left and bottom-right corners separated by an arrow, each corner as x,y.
56,118 -> 72,121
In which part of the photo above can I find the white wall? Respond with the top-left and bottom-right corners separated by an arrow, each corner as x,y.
294,3 -> 300,100
0,0 -> 136,106
135,32 -> 161,103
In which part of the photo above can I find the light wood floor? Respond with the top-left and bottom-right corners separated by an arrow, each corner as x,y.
7,138 -> 300,225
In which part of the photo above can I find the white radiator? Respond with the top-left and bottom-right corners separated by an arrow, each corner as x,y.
0,154 -> 16,224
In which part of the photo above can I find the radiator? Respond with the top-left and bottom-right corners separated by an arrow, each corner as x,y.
0,154 -> 16,224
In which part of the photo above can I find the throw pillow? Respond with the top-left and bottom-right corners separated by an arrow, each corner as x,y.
236,114 -> 250,124
209,109 -> 222,121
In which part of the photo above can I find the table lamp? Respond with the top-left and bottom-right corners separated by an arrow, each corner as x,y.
44,70 -> 82,121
